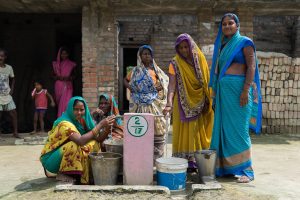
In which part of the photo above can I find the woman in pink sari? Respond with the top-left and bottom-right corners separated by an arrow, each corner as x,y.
53,47 -> 76,117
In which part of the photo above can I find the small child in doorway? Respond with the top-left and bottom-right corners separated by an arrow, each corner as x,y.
31,80 -> 55,134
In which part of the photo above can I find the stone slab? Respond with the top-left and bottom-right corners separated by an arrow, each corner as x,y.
14,136 -> 47,145
55,185 -> 170,195
192,181 -> 222,193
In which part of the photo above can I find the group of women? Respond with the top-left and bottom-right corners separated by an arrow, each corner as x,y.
40,13 -> 262,185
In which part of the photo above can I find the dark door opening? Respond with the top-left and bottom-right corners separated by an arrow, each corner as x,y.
0,13 -> 82,133
119,47 -> 138,113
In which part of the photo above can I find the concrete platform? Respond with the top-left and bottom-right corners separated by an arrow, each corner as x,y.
55,184 -> 171,195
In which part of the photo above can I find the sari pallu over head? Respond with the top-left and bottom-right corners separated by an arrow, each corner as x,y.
172,33 -> 212,121
53,96 -> 95,135
99,93 -> 122,125
129,45 -> 169,105
209,13 -> 262,134
52,47 -> 76,76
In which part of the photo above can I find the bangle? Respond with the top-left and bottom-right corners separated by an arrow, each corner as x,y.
92,127 -> 100,137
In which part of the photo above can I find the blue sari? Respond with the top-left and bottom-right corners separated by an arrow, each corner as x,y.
209,21 -> 262,179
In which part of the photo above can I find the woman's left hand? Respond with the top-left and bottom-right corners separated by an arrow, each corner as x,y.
240,90 -> 249,106
155,84 -> 163,91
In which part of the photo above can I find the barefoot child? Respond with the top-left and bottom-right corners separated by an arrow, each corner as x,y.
0,48 -> 20,138
31,80 -> 55,134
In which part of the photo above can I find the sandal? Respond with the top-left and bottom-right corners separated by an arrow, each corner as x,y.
236,175 -> 253,183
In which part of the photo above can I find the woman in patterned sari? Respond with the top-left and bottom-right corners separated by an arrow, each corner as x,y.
163,34 -> 214,171
209,13 -> 262,183
124,45 -> 169,161
40,96 -> 115,184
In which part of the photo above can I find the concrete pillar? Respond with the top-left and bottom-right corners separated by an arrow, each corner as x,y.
123,113 -> 154,185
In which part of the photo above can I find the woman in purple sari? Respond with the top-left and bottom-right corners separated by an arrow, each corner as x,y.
53,47 -> 76,117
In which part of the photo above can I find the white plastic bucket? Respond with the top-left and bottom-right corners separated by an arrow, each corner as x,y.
156,157 -> 188,191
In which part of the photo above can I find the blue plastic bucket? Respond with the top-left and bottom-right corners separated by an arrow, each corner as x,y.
156,157 -> 188,191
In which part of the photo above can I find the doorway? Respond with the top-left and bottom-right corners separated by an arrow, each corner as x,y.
0,13 -> 82,133
118,47 -> 139,113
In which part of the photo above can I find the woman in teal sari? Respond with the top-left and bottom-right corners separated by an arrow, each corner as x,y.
209,13 -> 262,183
40,96 -> 115,184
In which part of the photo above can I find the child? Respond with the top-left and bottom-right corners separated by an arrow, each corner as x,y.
0,48 -> 20,138
31,80 -> 55,134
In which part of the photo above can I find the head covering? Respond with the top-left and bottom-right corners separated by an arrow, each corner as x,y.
209,13 -> 262,133
138,45 -> 153,57
129,45 -> 168,105
221,13 -> 240,26
175,34 -> 193,58
172,33 -> 212,121
53,96 -> 95,135
99,93 -> 122,125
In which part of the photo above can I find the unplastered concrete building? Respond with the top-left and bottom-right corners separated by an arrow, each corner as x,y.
0,0 -> 299,133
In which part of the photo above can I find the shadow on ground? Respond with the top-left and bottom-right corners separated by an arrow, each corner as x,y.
251,134 -> 300,145
14,177 -> 57,191
0,178 -> 57,199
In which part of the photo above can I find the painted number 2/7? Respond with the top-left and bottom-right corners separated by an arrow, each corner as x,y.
134,117 -> 142,134
128,115 -> 148,137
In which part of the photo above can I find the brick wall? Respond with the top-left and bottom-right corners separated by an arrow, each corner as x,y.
254,15 -> 298,57
82,4 -> 118,109
258,52 -> 300,134
119,21 -> 152,44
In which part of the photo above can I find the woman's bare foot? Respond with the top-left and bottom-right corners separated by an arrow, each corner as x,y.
56,173 -> 76,184
236,175 -> 253,183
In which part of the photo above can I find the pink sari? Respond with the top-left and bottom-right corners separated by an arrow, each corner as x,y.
53,48 -> 76,117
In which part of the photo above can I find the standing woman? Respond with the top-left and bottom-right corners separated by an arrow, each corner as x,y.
209,13 -> 262,183
163,34 -> 214,171
124,45 -> 169,160
53,47 -> 76,117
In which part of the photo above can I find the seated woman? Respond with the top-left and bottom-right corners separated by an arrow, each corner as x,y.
92,93 -> 123,141
40,96 -> 115,184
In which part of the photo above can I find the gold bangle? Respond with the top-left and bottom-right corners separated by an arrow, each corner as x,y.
92,128 -> 99,137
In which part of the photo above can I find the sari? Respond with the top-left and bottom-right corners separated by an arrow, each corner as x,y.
53,48 -> 76,117
40,96 -> 99,184
170,34 -> 214,163
209,13 -> 262,180
129,45 -> 169,160
93,93 -> 123,139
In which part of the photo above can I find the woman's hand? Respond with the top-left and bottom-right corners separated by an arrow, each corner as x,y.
155,84 -> 163,91
95,108 -> 104,116
240,90 -> 249,106
202,98 -> 209,114
163,106 -> 172,115
98,115 -> 116,128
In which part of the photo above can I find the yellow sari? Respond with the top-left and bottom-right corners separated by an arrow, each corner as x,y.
171,34 -> 214,159
40,97 -> 100,184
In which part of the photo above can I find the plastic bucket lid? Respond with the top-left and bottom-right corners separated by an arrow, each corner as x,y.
156,157 -> 188,172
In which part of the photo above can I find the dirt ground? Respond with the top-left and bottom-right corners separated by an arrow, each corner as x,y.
0,133 -> 299,200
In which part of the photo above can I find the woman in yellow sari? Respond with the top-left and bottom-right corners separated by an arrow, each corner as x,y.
40,96 -> 115,184
163,33 -> 214,170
